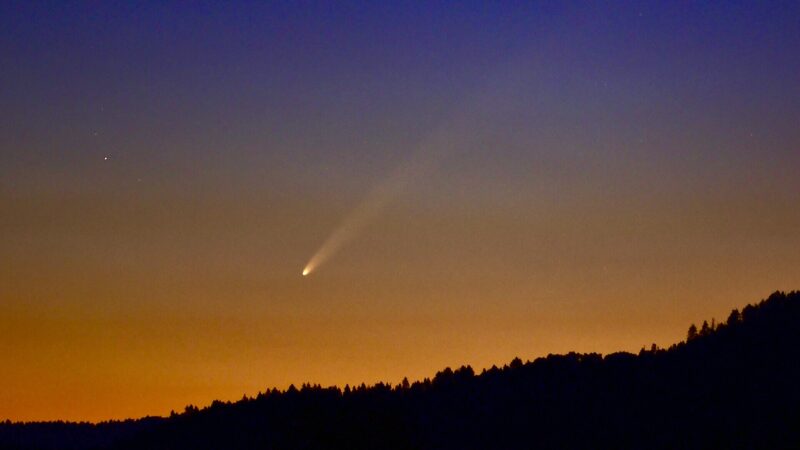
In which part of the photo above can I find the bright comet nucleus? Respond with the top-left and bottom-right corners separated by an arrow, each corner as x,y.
302,268 -> 310,276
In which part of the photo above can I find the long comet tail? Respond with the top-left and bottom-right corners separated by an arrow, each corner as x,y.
301,130 -> 462,276
301,56 -> 530,276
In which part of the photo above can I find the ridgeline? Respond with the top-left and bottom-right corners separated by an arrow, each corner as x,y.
3,291 -> 799,449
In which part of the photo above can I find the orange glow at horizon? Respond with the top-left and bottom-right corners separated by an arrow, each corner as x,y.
2,178 -> 799,422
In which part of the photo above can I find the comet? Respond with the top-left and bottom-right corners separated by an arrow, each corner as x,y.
300,56 -> 529,277
300,128 -> 458,277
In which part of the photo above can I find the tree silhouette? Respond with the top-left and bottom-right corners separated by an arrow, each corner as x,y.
727,308 -> 741,325
2,291 -> 799,450
687,323 -> 698,340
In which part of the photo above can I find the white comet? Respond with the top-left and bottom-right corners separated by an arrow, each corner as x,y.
301,129 -> 456,277
300,56 -> 529,276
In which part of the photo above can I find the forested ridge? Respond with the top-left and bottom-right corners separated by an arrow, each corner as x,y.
3,291 -> 799,449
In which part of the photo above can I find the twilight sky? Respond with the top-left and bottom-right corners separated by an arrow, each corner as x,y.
1,1 -> 799,421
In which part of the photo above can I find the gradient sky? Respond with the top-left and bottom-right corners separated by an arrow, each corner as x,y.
2,1 -> 799,422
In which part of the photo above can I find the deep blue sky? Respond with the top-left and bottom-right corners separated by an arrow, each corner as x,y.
4,1 -> 798,182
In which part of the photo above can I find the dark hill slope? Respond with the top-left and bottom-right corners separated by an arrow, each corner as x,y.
2,291 -> 799,449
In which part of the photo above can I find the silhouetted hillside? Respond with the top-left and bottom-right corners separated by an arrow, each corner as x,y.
3,291 -> 799,450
